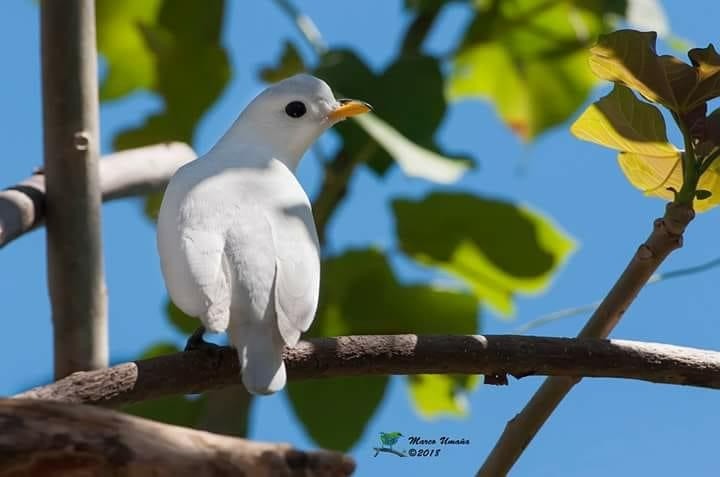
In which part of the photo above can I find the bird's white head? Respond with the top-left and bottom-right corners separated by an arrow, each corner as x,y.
215,74 -> 371,171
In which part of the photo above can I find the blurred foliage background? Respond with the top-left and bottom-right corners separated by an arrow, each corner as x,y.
93,0 -> 673,451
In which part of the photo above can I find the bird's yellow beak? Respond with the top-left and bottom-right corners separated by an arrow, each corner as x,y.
327,99 -> 372,122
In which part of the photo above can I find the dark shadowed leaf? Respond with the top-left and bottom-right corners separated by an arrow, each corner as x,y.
696,189 -> 713,200
140,341 -> 180,358
123,394 -> 206,427
287,377 -> 388,451
589,30 -> 720,113
393,193 -> 575,316
589,30 -> 680,109
123,341 -> 205,426
166,300 -> 198,334
315,50 -> 472,178
287,249 -> 478,449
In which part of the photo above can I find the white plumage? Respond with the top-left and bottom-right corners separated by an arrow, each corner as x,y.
157,74 -> 370,395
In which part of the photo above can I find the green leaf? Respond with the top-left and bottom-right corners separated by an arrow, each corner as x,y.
96,0 -> 163,100
103,0 -> 231,223
684,45 -> 720,111
315,51 -> 471,177
589,30 -> 677,108
570,84 -> 678,156
124,342 -> 204,426
114,0 -> 230,149
408,374 -> 480,420
140,341 -> 180,359
123,394 -> 206,427
288,249 -> 479,448
288,377 -> 388,451
449,0 -> 604,139
144,190 -> 164,222
166,300 -> 198,334
588,30 -> 720,113
352,113 -> 470,183
393,193 -> 575,316
259,41 -> 306,83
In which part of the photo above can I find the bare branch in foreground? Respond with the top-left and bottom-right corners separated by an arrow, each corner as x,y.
16,334 -> 720,407
0,142 -> 196,248
477,202 -> 696,477
0,399 -> 354,477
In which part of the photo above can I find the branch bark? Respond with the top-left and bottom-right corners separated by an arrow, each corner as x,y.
477,202 -> 696,477
0,142 -> 196,248
0,399 -> 354,477
41,0 -> 107,378
16,334 -> 720,407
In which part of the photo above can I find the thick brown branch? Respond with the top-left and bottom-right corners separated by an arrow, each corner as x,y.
0,399 -> 354,477
16,334 -> 720,407
0,142 -> 195,248
477,202 -> 696,477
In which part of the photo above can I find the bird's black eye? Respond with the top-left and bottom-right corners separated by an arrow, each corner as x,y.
285,101 -> 307,118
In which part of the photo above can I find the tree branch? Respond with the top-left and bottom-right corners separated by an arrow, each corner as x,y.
0,399 -> 354,477
477,202 -> 696,477
0,142 -> 196,248
41,0 -> 107,378
16,334 -> 720,407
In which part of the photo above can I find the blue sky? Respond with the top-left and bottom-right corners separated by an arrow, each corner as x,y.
2,1 -> 720,476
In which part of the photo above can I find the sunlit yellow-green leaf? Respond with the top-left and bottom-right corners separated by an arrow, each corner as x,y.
449,0 -> 604,139
570,84 -> 678,156
393,193 -> 575,317
618,151 -> 720,212
114,0 -> 230,151
96,0 -> 162,100
408,375 -> 479,420
353,113 -> 470,183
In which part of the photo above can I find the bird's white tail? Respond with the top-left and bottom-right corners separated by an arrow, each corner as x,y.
231,321 -> 286,395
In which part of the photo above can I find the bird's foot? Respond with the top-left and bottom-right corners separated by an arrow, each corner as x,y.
185,326 -> 221,352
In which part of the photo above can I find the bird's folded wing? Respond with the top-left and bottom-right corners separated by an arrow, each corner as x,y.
270,204 -> 321,347
178,229 -> 231,333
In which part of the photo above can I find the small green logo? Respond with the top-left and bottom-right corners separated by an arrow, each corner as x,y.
373,432 -> 407,457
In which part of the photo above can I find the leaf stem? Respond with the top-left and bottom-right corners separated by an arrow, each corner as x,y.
673,112 -> 700,204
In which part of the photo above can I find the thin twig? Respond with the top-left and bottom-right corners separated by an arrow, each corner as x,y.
514,252 -> 720,334
16,333 -> 720,407
40,0 -> 107,378
272,0 -> 327,56
477,202 -> 695,477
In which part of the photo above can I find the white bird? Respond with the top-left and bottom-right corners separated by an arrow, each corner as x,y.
157,74 -> 371,395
